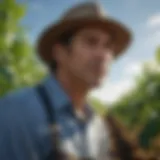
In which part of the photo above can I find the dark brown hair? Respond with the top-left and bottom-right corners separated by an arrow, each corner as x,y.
49,30 -> 75,72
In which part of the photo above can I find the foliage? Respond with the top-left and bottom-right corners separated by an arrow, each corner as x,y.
110,46 -> 160,149
0,0 -> 45,96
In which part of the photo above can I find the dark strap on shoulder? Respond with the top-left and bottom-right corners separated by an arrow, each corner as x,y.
35,84 -> 57,160
36,84 -> 56,124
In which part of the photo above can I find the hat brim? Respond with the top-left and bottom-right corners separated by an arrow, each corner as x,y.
37,17 -> 132,64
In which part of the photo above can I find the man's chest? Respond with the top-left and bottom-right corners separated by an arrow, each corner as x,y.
55,114 -> 111,159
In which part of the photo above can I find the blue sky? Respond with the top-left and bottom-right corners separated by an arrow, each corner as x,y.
18,0 -> 160,103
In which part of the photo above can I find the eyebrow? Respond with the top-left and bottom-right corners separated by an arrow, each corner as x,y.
81,31 -> 113,43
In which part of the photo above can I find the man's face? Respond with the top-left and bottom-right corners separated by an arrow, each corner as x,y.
55,28 -> 114,88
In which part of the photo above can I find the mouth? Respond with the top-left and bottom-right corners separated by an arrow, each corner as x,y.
94,65 -> 106,73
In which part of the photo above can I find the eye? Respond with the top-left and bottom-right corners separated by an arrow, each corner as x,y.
104,41 -> 115,52
85,36 -> 98,46
104,39 -> 112,48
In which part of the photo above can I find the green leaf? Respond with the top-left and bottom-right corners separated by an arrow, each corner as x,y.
14,4 -> 26,20
139,116 -> 160,148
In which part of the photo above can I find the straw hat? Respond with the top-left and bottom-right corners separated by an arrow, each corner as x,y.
37,2 -> 132,65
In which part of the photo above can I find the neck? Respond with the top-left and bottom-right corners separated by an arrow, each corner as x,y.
54,70 -> 89,109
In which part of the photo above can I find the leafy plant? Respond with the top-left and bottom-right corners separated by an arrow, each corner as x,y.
0,0 -> 45,96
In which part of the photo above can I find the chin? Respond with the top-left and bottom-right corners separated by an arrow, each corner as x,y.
84,75 -> 103,89
89,80 -> 101,89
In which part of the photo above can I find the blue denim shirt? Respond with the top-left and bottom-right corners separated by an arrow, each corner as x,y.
0,75 -> 93,160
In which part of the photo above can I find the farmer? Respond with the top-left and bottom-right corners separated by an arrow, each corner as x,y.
0,1 -> 136,160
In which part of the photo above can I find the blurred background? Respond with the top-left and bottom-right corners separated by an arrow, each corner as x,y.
0,0 -> 160,156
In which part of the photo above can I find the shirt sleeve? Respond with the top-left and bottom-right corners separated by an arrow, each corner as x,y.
0,97 -> 41,160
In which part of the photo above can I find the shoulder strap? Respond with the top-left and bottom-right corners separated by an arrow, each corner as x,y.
36,84 -> 62,160
106,114 -> 137,160
106,115 -> 154,160
36,84 -> 55,124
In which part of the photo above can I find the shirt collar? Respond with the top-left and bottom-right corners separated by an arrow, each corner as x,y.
43,74 -> 71,112
42,74 -> 94,118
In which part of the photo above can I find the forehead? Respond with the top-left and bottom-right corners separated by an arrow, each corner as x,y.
75,27 -> 112,40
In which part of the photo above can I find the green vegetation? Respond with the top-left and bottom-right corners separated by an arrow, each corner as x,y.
0,0 -> 45,96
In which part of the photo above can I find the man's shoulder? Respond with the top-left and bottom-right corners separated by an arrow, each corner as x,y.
0,85 -> 52,159
0,86 -> 37,108
0,86 -> 40,124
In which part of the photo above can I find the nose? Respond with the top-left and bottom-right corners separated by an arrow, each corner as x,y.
93,46 -> 113,62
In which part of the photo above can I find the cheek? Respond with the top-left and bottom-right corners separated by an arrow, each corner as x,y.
71,55 -> 87,72
70,47 -> 91,69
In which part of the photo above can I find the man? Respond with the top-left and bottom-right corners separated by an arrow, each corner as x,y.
0,2 -> 132,160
